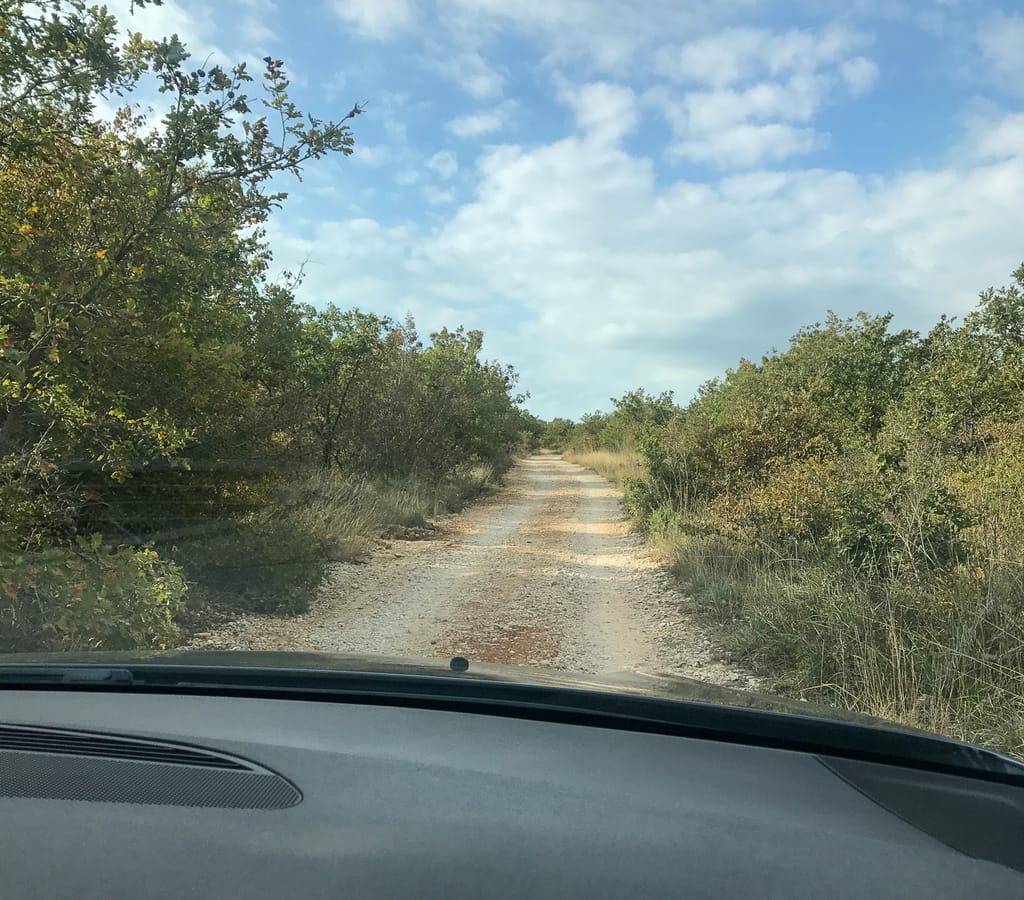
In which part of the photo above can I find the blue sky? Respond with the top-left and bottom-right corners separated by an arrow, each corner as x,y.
108,0 -> 1024,418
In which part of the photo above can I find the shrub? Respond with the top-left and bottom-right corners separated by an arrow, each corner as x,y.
571,265 -> 1024,756
0,537 -> 186,652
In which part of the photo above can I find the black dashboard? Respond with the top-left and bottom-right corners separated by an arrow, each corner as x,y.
2,682 -> 1023,898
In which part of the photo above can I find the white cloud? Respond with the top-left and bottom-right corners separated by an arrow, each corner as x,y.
656,27 -> 766,86
840,56 -> 879,96
965,113 -> 1024,162
427,150 -> 460,179
562,82 -> 639,144
103,0 -> 217,52
352,144 -> 393,167
424,186 -> 456,205
94,0 -> 225,131
272,113 -> 1024,418
977,13 -> 1024,92
672,123 -> 825,167
330,0 -> 417,39
650,73 -> 832,167
645,26 -> 877,168
678,75 -> 828,132
447,101 -> 516,137
239,15 -> 275,45
426,47 -> 505,98
439,0 -> 736,72
322,72 -> 349,102
132,0 -> 1024,419
656,26 -> 867,86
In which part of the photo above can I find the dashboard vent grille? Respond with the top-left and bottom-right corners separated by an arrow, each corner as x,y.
0,725 -> 247,769
0,725 -> 301,809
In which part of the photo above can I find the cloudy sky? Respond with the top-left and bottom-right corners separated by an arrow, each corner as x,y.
109,0 -> 1024,418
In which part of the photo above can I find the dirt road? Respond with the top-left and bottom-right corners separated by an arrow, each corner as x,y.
189,455 -> 756,686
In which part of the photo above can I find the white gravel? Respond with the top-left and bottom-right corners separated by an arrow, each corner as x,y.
188,455 -> 758,687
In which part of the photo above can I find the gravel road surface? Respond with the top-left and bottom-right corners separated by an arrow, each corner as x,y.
189,455 -> 757,686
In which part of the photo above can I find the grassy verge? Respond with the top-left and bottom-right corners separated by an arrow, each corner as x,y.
651,524 -> 1024,755
172,462 -> 504,623
575,450 -> 1024,757
2,462 -> 505,653
562,448 -> 645,486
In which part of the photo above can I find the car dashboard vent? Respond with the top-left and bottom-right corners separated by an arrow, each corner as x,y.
0,724 -> 300,809
0,724 -> 248,768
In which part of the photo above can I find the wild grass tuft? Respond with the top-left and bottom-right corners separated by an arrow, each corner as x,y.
562,448 -> 645,486
172,462 -> 503,617
649,519 -> 1024,758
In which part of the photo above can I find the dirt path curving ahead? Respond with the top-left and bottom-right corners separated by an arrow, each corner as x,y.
189,455 -> 757,687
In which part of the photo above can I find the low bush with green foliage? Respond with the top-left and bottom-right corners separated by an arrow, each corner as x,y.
1,537 -> 186,652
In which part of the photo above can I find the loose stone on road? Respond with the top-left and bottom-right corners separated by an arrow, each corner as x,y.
189,454 -> 757,688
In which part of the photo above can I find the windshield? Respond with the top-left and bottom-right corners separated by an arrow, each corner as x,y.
2,0 -> 1023,759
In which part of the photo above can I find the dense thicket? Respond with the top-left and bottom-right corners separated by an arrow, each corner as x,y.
565,268 -> 1024,753
0,1 -> 528,650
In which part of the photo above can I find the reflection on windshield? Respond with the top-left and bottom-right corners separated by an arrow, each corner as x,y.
1,0 -> 1023,759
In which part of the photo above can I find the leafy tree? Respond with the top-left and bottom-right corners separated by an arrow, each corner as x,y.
1,0 -> 360,544
540,417 -> 575,449
0,1 -> 528,646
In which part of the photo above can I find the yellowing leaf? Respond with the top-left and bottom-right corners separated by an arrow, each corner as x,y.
95,248 -> 108,260
47,345 -> 59,362
17,222 -> 32,234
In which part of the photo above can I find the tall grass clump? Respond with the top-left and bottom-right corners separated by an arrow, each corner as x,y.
172,462 -> 504,617
650,520 -> 1024,755
562,449 -> 646,486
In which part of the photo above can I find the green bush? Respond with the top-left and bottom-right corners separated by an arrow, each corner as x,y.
0,537 -> 186,652
581,267 -> 1024,755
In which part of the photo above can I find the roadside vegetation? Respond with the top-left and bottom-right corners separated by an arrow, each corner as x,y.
562,449 -> 644,487
4,4 -> 1022,761
562,272 -> 1024,756
0,2 -> 530,651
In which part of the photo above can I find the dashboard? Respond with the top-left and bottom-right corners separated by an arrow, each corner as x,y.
2,687 -> 1023,898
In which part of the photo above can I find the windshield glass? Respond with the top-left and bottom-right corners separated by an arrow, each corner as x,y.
2,0 -> 1023,759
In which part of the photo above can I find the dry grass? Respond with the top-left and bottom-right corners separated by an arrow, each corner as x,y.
292,462 -> 501,552
649,520 -> 1024,758
562,449 -> 645,486
174,463 -> 503,618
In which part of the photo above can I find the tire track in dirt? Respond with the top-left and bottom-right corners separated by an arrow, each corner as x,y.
188,455 -> 758,686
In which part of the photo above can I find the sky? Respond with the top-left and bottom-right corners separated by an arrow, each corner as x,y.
105,0 -> 1024,419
